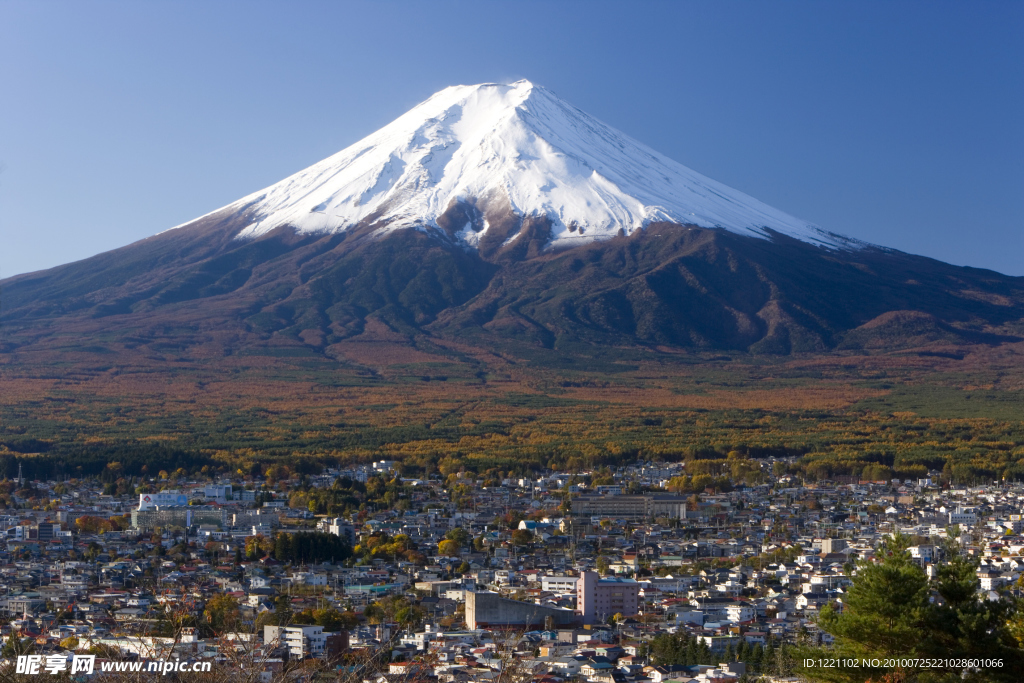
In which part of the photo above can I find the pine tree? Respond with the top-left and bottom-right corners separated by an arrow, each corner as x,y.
773,643 -> 794,678
697,639 -> 712,665
749,644 -> 763,670
274,533 -> 292,562
273,594 -> 292,626
1,634 -> 31,657
759,643 -> 774,674
816,533 -> 928,661
927,544 -> 1023,679
684,637 -> 698,666
801,533 -> 1024,682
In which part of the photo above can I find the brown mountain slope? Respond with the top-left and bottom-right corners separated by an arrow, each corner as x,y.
2,216 -> 1022,365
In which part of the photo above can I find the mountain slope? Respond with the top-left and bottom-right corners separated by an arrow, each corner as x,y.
3,218 -> 1021,360
430,224 -> 1024,353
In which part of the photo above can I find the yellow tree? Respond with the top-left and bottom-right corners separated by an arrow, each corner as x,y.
245,534 -> 273,559
204,594 -> 240,633
438,539 -> 460,556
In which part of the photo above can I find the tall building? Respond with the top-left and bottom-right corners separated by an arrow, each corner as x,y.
577,571 -> 639,625
324,518 -> 356,545
820,538 -> 847,554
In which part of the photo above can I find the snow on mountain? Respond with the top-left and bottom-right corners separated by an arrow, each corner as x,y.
214,80 -> 845,250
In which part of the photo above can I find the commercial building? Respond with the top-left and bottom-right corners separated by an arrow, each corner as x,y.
572,494 -> 687,520
137,492 -> 188,510
131,507 -> 227,530
5,524 -> 62,542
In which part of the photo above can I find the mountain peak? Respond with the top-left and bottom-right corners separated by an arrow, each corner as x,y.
205,80 -> 845,251
4,80 -> 1020,361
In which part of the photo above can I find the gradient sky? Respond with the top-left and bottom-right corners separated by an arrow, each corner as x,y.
1,0 -> 1021,277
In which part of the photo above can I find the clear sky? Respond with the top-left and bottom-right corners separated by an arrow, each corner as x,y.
1,0 -> 1021,277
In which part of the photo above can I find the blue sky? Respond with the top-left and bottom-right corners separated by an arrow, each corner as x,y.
1,0 -> 1021,276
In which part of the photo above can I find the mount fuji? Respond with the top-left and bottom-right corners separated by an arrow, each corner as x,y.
2,81 -> 1021,360
211,80 -> 845,252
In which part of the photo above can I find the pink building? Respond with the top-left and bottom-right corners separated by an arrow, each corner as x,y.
577,570 -> 639,625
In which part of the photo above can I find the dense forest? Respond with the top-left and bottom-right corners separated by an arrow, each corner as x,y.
1,404 -> 1021,490
1,333 -> 1021,493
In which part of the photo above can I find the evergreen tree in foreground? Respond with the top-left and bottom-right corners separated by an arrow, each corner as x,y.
799,533 -> 1024,683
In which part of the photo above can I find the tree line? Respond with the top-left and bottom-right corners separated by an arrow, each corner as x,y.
244,531 -> 352,564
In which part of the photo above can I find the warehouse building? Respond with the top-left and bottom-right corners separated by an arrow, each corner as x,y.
465,591 -> 579,630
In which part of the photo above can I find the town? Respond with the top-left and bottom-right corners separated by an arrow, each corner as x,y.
0,457 -> 1021,683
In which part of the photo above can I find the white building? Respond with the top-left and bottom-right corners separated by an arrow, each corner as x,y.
289,572 -> 327,586
541,575 -> 580,593
724,604 -> 754,622
494,570 -> 515,585
546,657 -> 583,676
909,545 -> 936,563
594,485 -> 623,496
264,625 -> 325,659
949,508 -> 978,526
324,518 -> 356,545
203,485 -> 234,503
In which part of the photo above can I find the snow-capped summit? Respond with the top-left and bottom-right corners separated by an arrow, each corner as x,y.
217,80 -> 840,249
